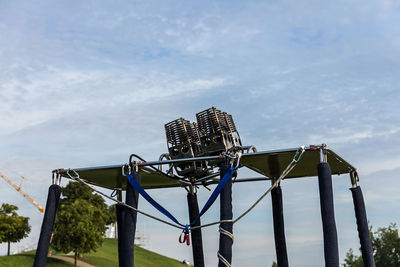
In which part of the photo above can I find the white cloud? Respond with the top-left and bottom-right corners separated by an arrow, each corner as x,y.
0,63 -> 226,134
357,157 -> 400,175
307,127 -> 400,146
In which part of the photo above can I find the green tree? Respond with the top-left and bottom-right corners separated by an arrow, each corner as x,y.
52,181 -> 108,266
343,248 -> 363,267
372,223 -> 400,266
271,261 -> 278,267
105,204 -> 116,225
105,204 -> 117,239
61,180 -> 107,210
343,223 -> 400,267
0,203 -> 31,256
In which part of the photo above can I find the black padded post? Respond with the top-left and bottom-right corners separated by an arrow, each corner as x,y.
187,192 -> 205,267
117,172 -> 140,267
350,186 -> 375,267
218,163 -> 233,267
271,184 -> 289,267
116,204 -> 125,262
317,163 -> 339,267
33,184 -> 61,267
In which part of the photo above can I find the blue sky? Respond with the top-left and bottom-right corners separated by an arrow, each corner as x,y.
1,0 -> 400,265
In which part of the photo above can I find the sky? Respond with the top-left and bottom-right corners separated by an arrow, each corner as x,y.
0,0 -> 400,265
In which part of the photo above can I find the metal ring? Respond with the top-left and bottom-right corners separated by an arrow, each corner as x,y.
56,174 -> 62,185
226,154 -> 237,159
134,162 -> 139,173
121,164 -> 131,176
235,152 -> 242,169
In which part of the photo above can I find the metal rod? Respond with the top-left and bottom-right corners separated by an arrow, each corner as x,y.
200,176 -> 271,186
319,144 -> 327,163
350,171 -> 359,188
53,146 -> 331,174
140,147 -> 308,167
56,175 -> 62,186
195,172 -> 220,183
233,177 -> 272,183
139,155 -> 224,166
117,190 -> 122,202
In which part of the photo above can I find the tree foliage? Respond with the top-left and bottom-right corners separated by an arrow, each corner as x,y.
105,204 -> 116,226
105,204 -> 117,239
372,223 -> 400,266
52,181 -> 109,266
343,223 -> 400,267
343,248 -> 363,267
0,203 -> 31,256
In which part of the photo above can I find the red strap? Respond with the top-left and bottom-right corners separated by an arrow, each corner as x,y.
179,230 -> 190,246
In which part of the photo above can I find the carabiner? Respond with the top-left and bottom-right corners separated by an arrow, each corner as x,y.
235,151 -> 242,169
121,164 -> 131,176
178,226 -> 190,246
66,169 -> 80,180
293,146 -> 305,163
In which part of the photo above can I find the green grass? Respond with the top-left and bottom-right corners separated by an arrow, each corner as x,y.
0,253 -> 73,267
0,238 -> 184,267
81,238 -> 184,267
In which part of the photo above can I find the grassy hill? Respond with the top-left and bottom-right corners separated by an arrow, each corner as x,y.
0,250 -> 73,267
0,238 -> 185,267
78,238 -> 185,267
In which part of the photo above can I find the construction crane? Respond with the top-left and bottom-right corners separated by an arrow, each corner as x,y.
0,170 -> 45,213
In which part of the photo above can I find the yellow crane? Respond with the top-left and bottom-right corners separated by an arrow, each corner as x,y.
0,170 -> 45,213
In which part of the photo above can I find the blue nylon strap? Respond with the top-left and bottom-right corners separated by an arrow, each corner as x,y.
126,167 -> 235,229
190,167 -> 234,226
126,174 -> 184,226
